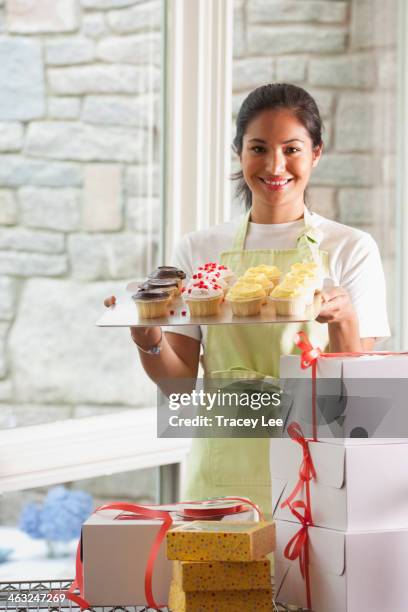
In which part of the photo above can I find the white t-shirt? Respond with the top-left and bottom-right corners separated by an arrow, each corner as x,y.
165,210 -> 390,344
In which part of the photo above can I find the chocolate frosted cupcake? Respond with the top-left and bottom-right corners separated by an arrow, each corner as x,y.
140,278 -> 179,299
148,266 -> 186,294
149,266 -> 186,280
132,288 -> 170,319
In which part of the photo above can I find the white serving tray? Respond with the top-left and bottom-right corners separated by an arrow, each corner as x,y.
96,282 -> 321,327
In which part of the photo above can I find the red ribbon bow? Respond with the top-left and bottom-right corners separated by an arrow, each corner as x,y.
295,331 -> 322,440
295,330 -> 323,369
280,422 -> 316,514
60,497 -> 262,610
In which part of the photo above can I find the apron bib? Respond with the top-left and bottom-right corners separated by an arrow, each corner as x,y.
184,208 -> 329,515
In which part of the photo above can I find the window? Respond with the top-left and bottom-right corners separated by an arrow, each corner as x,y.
0,0 -> 191,578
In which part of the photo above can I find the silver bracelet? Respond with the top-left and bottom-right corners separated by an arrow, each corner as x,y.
131,327 -> 163,355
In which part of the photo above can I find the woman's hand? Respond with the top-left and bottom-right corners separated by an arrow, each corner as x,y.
316,286 -> 357,325
104,295 -> 116,308
103,295 -> 160,349
316,286 -> 365,352
102,295 -> 200,388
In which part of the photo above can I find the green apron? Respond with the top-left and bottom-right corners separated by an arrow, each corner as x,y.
184,208 -> 329,515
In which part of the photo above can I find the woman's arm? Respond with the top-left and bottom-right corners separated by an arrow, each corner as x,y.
133,326 -> 200,381
104,296 -> 201,396
316,286 -> 375,352
131,327 -> 201,398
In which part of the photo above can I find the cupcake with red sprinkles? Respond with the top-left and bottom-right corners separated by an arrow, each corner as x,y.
189,269 -> 229,295
182,278 -> 223,316
196,262 -> 236,286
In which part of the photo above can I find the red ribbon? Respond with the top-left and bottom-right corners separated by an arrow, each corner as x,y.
280,422 -> 315,609
294,330 -> 408,439
281,331 -> 408,609
175,503 -> 248,520
60,497 -> 262,610
283,500 -> 313,609
294,331 -> 321,440
280,422 -> 316,515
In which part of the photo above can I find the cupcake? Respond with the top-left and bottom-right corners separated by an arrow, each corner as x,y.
241,271 -> 274,297
196,263 -> 236,286
290,262 -> 319,274
183,280 -> 223,316
148,266 -> 186,295
226,282 -> 266,316
203,272 -> 230,295
132,289 -> 170,319
290,262 -> 323,290
270,284 -> 307,316
244,265 -> 281,287
140,278 -> 179,299
287,269 -> 321,293
283,273 -> 316,305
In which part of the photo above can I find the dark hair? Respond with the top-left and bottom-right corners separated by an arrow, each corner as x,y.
232,83 -> 323,210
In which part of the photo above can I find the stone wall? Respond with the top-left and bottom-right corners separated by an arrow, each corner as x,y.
0,0 -> 162,518
0,0 -> 399,519
0,0 -> 161,433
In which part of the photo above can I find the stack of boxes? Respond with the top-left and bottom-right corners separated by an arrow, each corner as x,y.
273,354 -> 408,612
166,520 -> 276,611
81,506 -> 255,607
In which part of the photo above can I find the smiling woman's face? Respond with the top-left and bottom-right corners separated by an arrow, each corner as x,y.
240,108 -> 322,222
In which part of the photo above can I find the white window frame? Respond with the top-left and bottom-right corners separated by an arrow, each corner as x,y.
397,0 -> 408,349
0,0 -> 233,494
164,0 -> 233,260
0,410 -> 190,494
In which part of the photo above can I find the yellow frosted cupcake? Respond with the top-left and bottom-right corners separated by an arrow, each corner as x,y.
241,271 -> 274,297
226,282 -> 266,316
291,262 -> 319,273
238,274 -> 271,303
287,270 -> 321,298
283,273 -> 316,305
270,284 -> 307,316
290,262 -> 323,290
244,265 -> 281,287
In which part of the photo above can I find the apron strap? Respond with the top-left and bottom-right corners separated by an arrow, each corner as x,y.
231,207 -> 320,253
296,208 -> 324,264
231,209 -> 251,250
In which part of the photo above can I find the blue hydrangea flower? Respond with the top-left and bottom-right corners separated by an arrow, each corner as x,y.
39,486 -> 93,542
20,486 -> 93,542
19,502 -> 43,539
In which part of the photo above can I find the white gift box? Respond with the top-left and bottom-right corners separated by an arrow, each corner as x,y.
280,354 -> 408,443
82,509 -> 179,606
271,438 -> 408,531
275,519 -> 408,612
82,507 -> 255,606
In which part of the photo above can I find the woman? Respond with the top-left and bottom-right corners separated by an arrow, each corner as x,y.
106,84 -> 390,514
